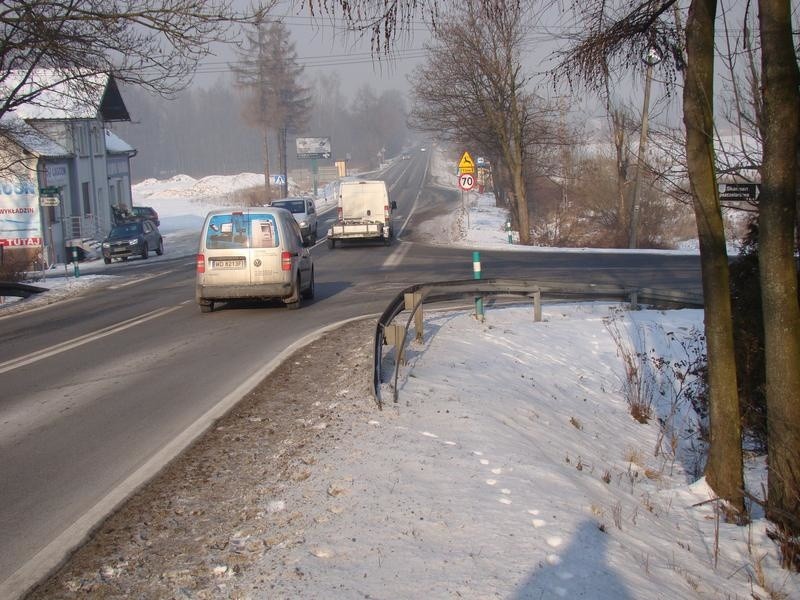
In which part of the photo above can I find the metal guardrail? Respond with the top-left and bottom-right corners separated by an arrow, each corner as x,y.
372,278 -> 704,408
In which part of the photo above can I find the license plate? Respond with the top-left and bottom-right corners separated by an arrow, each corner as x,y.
211,259 -> 245,269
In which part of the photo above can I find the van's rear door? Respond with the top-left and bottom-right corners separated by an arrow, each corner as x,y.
247,212 -> 283,285
202,211 -> 281,287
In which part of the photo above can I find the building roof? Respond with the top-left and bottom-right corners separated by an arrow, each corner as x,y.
105,129 -> 135,155
0,116 -> 71,157
2,70 -> 130,122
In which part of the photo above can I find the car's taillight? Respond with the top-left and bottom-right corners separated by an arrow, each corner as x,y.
196,253 -> 205,274
384,205 -> 389,222
337,207 -> 342,221
281,251 -> 292,271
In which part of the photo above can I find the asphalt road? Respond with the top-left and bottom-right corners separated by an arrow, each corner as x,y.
0,152 -> 702,597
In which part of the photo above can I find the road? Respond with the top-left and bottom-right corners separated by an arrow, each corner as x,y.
0,152 -> 702,597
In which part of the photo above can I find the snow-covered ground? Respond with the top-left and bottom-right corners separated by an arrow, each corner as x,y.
2,150 -> 796,598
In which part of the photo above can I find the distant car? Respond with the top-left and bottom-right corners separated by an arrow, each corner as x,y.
420,147 -> 427,152
401,153 -> 411,160
131,206 -> 160,226
269,197 -> 318,245
102,219 -> 163,263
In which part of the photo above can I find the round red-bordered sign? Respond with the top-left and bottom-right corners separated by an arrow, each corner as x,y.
458,172 -> 475,191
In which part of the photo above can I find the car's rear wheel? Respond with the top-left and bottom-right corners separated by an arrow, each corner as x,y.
103,257 -> 111,264
141,243 -> 149,259
156,239 -> 164,255
301,268 -> 315,299
199,300 -> 214,313
285,275 -> 301,310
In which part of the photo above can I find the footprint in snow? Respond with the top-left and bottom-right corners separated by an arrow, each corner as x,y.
472,451 -> 484,456
531,519 -> 547,528
486,479 -> 497,486
546,536 -> 563,548
501,488 -> 511,495
491,467 -> 503,475
421,431 -> 438,438
498,497 -> 512,505
480,459 -> 490,465
546,553 -> 562,566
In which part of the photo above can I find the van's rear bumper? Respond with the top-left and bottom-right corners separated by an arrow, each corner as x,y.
329,222 -> 388,239
196,282 -> 292,303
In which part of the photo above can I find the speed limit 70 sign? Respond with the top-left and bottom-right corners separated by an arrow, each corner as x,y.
458,172 -> 475,191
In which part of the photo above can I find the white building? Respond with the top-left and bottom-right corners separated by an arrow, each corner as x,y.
0,72 -> 135,266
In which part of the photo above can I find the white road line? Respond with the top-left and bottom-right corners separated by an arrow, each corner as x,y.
0,305 -> 181,374
107,270 -> 175,289
383,242 -> 411,268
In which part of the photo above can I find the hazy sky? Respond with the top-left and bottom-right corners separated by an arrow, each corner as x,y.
193,1 -> 430,97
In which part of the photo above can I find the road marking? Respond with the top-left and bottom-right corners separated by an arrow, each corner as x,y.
383,242 -> 411,268
108,270 -> 175,289
0,305 -> 181,374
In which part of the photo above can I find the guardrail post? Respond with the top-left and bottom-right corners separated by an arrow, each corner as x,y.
472,251 -> 484,321
404,292 -> 424,342
629,291 -> 638,310
532,291 -> 542,322
384,323 -> 407,366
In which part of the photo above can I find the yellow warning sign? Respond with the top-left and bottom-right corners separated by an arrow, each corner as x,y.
458,151 -> 475,174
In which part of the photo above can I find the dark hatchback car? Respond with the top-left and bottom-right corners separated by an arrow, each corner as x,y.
131,206 -> 160,226
102,219 -> 164,263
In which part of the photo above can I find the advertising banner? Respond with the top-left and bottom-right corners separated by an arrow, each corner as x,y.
0,179 -> 42,247
296,137 -> 332,160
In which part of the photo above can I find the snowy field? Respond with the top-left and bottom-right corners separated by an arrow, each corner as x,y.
2,151 -> 796,598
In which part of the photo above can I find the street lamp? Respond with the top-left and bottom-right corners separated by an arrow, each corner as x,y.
629,44 -> 663,248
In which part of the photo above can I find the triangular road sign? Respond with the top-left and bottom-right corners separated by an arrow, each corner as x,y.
458,151 -> 475,174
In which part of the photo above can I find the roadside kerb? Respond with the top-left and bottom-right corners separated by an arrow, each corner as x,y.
373,278 -> 704,408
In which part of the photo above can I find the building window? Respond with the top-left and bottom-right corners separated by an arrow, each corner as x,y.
82,181 -> 91,214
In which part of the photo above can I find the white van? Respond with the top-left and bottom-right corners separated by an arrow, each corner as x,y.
196,207 -> 314,313
327,179 -> 396,248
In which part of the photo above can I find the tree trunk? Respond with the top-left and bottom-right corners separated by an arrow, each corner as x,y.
509,152 -> 530,244
683,0 -> 745,516
758,0 -> 800,546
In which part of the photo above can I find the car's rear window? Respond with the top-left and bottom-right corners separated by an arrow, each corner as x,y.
272,200 -> 305,214
205,213 -> 279,249
132,207 -> 154,217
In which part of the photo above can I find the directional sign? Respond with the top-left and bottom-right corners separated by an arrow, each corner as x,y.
719,182 -> 759,202
40,196 -> 60,207
458,151 -> 475,174
458,172 -> 475,191
270,174 -> 286,185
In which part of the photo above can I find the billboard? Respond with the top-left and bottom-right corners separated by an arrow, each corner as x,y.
296,137 -> 332,160
0,179 -> 41,247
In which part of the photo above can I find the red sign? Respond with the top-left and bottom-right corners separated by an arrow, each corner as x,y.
458,173 -> 475,191
0,237 -> 42,246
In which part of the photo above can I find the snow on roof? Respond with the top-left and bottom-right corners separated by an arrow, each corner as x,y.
0,115 -> 70,157
105,129 -> 135,154
2,70 -> 110,121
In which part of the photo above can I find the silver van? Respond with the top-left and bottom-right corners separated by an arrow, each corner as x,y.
195,207 -> 314,313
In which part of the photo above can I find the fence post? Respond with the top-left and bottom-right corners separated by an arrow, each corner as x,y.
71,246 -> 80,278
473,251 -> 484,321
384,323 -> 406,365
404,292 -> 424,342
532,291 -> 542,322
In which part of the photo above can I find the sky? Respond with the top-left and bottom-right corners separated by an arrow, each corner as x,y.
2,149 -> 797,598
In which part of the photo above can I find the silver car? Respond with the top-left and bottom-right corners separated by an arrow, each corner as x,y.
195,207 -> 314,312
270,197 -> 318,245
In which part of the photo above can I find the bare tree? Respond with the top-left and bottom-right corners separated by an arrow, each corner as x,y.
232,20 -> 311,201
757,0 -> 800,563
408,1 -> 544,244
0,0 -> 270,119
